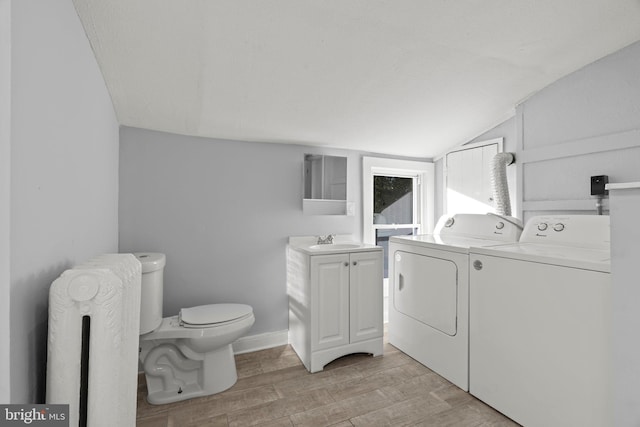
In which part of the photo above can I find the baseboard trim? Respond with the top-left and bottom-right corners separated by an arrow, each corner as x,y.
232,330 -> 289,355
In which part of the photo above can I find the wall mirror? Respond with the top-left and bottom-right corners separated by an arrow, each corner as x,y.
303,154 -> 350,215
304,154 -> 347,200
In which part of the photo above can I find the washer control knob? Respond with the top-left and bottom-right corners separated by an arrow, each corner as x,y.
495,221 -> 505,230
553,223 -> 565,232
537,223 -> 548,231
444,217 -> 455,228
473,260 -> 483,271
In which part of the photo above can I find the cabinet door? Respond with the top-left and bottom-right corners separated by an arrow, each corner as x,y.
349,251 -> 383,344
311,254 -> 350,351
446,141 -> 499,214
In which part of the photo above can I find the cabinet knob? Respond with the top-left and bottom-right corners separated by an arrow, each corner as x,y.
344,262 -> 349,267
353,261 -> 357,266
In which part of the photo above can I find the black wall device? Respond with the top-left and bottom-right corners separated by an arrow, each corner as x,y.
590,175 -> 609,196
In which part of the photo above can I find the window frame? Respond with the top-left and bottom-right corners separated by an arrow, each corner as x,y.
362,157 -> 434,245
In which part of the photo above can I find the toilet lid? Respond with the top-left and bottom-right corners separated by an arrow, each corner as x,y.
179,303 -> 252,327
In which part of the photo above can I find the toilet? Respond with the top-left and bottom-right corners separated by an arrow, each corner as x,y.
136,253 -> 255,405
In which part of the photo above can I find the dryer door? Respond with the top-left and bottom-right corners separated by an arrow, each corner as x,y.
394,251 -> 458,335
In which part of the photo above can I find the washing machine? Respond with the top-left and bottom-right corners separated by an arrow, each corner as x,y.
469,215 -> 611,427
388,213 -> 523,391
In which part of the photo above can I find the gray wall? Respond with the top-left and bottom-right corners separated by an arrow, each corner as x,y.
517,40 -> 640,220
119,127 -> 371,336
0,0 -> 11,404
9,0 -> 119,403
434,116 -> 518,220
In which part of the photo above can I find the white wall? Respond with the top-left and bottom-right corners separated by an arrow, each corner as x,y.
515,38 -> 640,427
608,185 -> 640,427
0,0 -> 11,404
119,127 -> 425,340
443,40 -> 640,426
438,41 -> 640,223
10,0 -> 119,403
517,40 -> 640,220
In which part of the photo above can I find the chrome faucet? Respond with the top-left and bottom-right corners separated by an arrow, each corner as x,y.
316,234 -> 334,245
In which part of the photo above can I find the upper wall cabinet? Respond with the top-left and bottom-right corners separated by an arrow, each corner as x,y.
303,154 -> 350,215
304,154 -> 347,200
445,138 -> 502,215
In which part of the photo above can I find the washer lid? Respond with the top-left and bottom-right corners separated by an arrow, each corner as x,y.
470,243 -> 610,272
390,234 -> 514,254
179,303 -> 253,326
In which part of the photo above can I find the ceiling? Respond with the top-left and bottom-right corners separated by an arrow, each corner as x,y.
72,0 -> 640,158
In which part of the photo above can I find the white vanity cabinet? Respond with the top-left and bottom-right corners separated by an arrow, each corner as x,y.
287,244 -> 383,373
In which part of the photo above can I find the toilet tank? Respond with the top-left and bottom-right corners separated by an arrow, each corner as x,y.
135,253 -> 166,334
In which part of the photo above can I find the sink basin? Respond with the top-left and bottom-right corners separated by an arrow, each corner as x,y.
308,243 -> 362,251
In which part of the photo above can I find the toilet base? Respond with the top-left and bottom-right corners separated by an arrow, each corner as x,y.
143,343 -> 238,405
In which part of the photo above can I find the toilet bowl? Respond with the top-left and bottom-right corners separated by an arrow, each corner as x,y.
135,253 -> 255,405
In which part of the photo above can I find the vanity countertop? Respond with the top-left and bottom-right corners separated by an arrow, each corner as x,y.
288,236 -> 381,255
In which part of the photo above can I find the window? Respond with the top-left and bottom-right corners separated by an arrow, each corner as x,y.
363,157 -> 434,276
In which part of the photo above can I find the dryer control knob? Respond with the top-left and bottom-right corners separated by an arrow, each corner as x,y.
553,223 -> 565,232
537,223 -> 548,231
496,222 -> 505,230
473,260 -> 483,271
444,217 -> 455,228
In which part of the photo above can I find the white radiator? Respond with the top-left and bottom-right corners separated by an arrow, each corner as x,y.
46,254 -> 141,427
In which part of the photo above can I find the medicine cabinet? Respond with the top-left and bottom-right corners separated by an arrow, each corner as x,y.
303,154 -> 350,215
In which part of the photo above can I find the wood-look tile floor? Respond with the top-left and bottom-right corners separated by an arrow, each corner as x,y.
136,334 -> 519,427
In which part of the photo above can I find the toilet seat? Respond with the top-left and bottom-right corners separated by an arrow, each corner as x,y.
140,308 -> 255,341
179,304 -> 253,328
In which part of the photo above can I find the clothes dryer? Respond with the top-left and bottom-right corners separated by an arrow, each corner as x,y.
469,215 -> 611,427
389,213 -> 522,391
